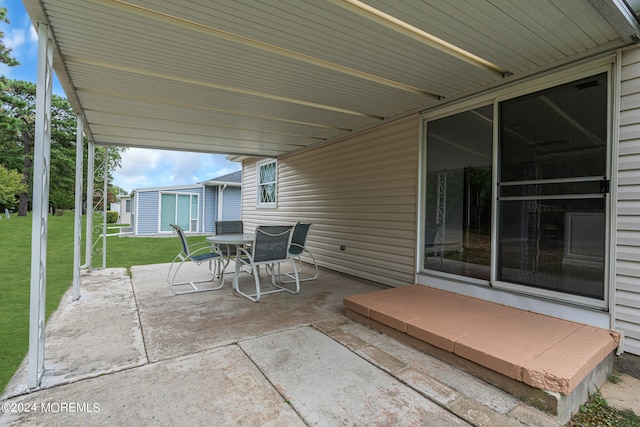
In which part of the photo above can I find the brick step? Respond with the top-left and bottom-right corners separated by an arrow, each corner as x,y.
344,284 -> 619,419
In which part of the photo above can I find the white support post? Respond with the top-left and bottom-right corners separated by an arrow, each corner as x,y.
28,23 -> 53,389
102,147 -> 108,269
72,116 -> 84,301
84,141 -> 95,272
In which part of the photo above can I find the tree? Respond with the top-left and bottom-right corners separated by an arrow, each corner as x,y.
0,164 -> 25,208
47,92 -> 81,215
0,7 -> 19,93
0,6 -> 21,210
0,8 -> 127,215
88,146 -> 126,213
0,80 -> 35,215
0,79 -> 127,215
110,184 -> 129,197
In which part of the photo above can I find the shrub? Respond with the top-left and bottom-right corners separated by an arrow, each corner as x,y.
106,211 -> 119,224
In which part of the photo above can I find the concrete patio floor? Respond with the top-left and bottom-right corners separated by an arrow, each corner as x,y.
0,261 -> 638,426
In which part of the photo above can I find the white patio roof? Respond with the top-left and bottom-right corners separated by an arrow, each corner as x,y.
22,0 -> 640,158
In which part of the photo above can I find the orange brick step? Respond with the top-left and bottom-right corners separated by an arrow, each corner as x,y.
344,284 -> 619,395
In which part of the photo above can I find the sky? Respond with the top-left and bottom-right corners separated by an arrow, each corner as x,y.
0,1 -> 241,193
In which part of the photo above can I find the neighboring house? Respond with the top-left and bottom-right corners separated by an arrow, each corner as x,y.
119,195 -> 132,225
110,195 -> 132,224
129,171 -> 241,235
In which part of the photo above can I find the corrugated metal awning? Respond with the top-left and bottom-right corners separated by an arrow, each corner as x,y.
21,0 -> 640,158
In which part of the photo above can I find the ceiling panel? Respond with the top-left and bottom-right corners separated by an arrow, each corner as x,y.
21,0 -> 640,157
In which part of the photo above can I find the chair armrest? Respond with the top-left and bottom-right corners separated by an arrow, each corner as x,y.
235,246 -> 253,261
189,242 -> 220,256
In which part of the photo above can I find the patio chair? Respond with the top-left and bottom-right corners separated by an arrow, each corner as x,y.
278,222 -> 318,283
167,224 -> 223,295
233,225 -> 300,302
214,220 -> 244,256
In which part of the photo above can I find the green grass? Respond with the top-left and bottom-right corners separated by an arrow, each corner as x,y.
0,211 -> 206,394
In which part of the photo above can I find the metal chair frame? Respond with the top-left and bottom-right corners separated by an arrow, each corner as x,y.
233,225 -> 300,302
167,224 -> 223,295
279,222 -> 319,283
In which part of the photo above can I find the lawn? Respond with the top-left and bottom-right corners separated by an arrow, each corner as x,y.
0,211 -> 207,394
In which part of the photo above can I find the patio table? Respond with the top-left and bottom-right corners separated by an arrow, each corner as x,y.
206,233 -> 254,287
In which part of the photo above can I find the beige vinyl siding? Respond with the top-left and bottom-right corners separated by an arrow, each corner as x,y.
616,46 -> 640,356
242,115 -> 419,287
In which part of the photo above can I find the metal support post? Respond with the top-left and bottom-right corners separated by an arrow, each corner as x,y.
84,141 -> 95,271
28,23 -> 53,389
86,146 -> 108,268
72,116 -> 84,300
102,147 -> 109,269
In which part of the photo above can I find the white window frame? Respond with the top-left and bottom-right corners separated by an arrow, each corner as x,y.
159,191 -> 200,232
417,58 -> 615,311
256,159 -> 278,208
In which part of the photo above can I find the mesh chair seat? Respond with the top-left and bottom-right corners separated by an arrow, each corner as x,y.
288,245 -> 304,256
167,224 -> 223,295
190,252 -> 219,263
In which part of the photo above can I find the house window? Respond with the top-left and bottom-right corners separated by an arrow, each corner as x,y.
257,159 -> 277,208
125,199 -> 131,213
160,193 -> 199,232
423,72 -> 609,304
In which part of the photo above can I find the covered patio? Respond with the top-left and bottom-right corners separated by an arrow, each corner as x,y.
1,261 -> 631,425
0,262 -> 562,425
14,1 -> 640,423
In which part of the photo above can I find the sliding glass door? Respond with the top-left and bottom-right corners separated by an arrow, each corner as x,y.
497,73 -> 608,299
425,105 -> 493,281
423,72 -> 609,303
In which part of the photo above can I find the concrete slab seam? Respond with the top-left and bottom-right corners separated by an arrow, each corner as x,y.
129,268 -> 151,364
234,341 -> 307,422
311,323 -> 484,426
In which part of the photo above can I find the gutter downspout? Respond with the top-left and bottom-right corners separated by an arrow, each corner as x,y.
217,184 -> 227,221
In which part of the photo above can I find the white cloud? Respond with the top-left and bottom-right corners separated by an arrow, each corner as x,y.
4,27 -> 25,50
0,3 -> 38,80
112,148 -> 241,193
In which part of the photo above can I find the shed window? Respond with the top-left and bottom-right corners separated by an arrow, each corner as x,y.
257,159 -> 277,208
160,192 -> 199,232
